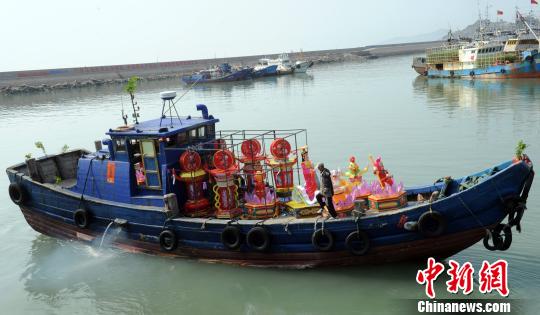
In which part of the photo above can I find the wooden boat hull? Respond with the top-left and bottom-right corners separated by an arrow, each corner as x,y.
20,205 -> 490,268
7,159 -> 534,268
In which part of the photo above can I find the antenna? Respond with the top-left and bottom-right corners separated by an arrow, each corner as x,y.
160,91 -> 181,128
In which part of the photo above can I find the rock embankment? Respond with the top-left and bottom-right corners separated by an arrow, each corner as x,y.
0,41 -> 440,95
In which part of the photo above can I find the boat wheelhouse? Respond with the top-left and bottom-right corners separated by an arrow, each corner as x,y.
6,92 -> 535,267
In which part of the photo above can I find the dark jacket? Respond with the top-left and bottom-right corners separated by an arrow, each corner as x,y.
319,168 -> 334,197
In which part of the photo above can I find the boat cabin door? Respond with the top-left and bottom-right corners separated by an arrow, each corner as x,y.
140,139 -> 161,189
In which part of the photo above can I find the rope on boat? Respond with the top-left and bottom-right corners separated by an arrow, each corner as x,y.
78,156 -> 96,209
254,219 -> 266,226
457,195 -> 486,229
488,178 -> 506,204
284,217 -> 295,235
201,217 -> 214,230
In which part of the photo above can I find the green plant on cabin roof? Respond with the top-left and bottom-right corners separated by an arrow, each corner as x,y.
24,153 -> 32,160
61,144 -> 69,153
55,176 -> 62,184
34,141 -> 46,155
124,76 -> 140,124
124,76 -> 139,95
515,140 -> 528,159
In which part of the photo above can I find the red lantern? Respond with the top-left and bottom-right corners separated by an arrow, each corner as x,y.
267,138 -> 297,203
177,151 -> 210,217
239,139 -> 266,190
209,149 -> 242,219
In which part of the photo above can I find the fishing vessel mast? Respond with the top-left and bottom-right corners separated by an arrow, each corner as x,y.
516,10 -> 540,50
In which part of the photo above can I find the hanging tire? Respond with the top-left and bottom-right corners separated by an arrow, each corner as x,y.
73,209 -> 89,229
496,224 -> 512,251
8,183 -> 27,205
345,231 -> 370,255
483,224 -> 512,251
418,211 -> 446,237
221,225 -> 243,250
159,229 -> 177,252
312,229 -> 334,252
246,226 -> 271,252
483,230 -> 501,251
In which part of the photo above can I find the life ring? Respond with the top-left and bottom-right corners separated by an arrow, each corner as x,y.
159,229 -> 177,252
345,230 -> 370,255
418,211 -> 446,237
246,226 -> 271,252
8,183 -> 27,205
213,150 -> 235,170
221,225 -> 243,250
241,139 -> 262,158
270,138 -> 291,159
179,150 -> 202,172
311,228 -> 334,251
73,209 -> 90,229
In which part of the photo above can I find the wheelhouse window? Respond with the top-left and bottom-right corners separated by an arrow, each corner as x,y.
190,129 -> 197,139
207,124 -> 215,137
114,138 -> 127,152
198,126 -> 206,139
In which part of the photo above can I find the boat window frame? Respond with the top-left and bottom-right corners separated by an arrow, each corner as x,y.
113,137 -> 127,153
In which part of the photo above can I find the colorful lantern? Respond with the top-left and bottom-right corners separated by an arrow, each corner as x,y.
209,149 -> 242,219
176,151 -> 211,217
267,138 -> 297,203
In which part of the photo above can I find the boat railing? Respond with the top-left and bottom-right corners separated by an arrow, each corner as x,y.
187,129 -> 309,188
426,44 -> 463,64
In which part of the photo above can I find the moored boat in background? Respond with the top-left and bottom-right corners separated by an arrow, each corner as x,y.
261,53 -> 295,75
294,60 -> 314,73
182,63 -> 253,84
252,59 -> 279,78
415,12 -> 540,79
412,57 -> 428,76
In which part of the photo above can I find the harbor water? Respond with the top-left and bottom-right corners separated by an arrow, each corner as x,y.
0,54 -> 539,314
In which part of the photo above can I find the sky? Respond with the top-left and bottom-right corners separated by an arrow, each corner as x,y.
0,0 -> 538,71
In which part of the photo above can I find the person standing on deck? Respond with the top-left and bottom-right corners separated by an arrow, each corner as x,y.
316,163 -> 338,218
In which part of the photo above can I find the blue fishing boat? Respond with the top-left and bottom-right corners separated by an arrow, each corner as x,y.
6,93 -> 534,268
251,59 -> 278,78
182,63 -> 253,84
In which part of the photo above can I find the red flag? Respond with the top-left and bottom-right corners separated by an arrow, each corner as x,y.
497,10 -> 503,15
532,0 -> 538,5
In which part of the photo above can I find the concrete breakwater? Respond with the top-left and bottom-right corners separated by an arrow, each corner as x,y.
0,41 -> 441,94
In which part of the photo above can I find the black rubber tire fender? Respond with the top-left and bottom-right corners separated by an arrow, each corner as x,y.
73,209 -> 90,229
159,229 -> 178,252
221,225 -> 243,250
418,211 -> 447,238
345,230 -> 370,256
246,226 -> 271,252
483,229 -> 502,251
8,183 -> 27,205
311,228 -> 335,252
486,223 -> 513,251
